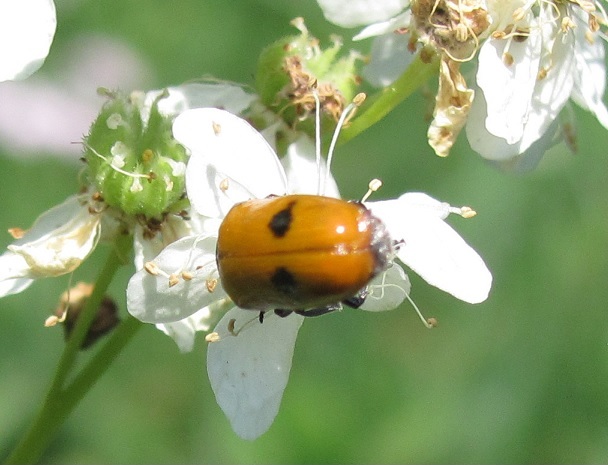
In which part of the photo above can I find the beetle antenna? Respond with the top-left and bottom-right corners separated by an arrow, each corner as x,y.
323,93 -> 366,196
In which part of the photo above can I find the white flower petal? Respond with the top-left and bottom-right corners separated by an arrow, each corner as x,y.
207,308 -> 304,440
473,10 -> 579,160
6,195 -> 100,278
487,117 -> 560,172
368,195 -> 492,304
0,196 -> 100,297
360,263 -> 410,311
145,83 -> 257,119
353,10 -> 411,40
174,108 -> 288,218
126,235 -> 225,323
133,225 -> 161,272
476,29 -> 542,145
0,277 -> 34,298
281,136 -> 340,197
516,21 -> 575,152
370,191 -> 454,220
0,0 -> 56,81
362,32 -> 414,87
0,252 -> 35,297
156,306 -> 213,353
570,21 -> 608,128
467,85 -> 533,160
316,0 -> 409,28
132,216 -> 195,270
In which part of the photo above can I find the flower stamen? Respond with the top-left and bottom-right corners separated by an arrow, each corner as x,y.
405,292 -> 438,329
450,205 -> 477,218
361,178 -> 383,203
206,278 -> 218,293
44,308 -> 67,327
323,92 -> 367,195
205,312 -> 265,341
144,237 -> 218,289
367,268 -> 436,329
8,227 -> 26,239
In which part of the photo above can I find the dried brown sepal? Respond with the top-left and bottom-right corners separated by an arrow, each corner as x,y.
283,55 -> 346,121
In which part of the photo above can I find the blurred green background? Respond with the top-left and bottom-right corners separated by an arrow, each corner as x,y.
2,1 -> 608,463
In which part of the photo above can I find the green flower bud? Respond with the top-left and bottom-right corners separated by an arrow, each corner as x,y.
255,17 -> 361,129
83,89 -> 187,220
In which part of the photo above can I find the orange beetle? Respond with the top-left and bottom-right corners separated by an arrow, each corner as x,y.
216,194 -> 394,318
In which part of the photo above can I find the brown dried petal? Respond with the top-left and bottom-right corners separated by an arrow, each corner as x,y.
427,57 -> 474,157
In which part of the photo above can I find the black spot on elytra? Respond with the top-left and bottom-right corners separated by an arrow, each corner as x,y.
271,267 -> 297,295
268,201 -> 296,237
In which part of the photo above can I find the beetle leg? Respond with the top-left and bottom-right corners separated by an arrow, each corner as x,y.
273,309 -> 293,318
294,303 -> 342,317
271,293 -> 368,320
342,289 -> 369,309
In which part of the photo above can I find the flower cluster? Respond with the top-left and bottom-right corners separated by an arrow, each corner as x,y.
317,0 -> 608,166
0,83 -> 255,299
126,106 -> 491,439
0,8 -> 494,443
0,83 -> 492,439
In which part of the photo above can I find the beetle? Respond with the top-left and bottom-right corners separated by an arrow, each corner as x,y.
216,194 -> 394,320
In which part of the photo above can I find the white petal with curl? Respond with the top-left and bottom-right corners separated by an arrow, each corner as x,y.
6,195 -> 100,278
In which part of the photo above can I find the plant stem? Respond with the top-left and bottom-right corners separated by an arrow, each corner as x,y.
4,236 -> 140,465
54,236 -> 132,389
338,52 -> 439,146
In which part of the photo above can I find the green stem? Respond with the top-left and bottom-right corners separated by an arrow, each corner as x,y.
63,315 -> 142,403
4,236 -> 140,465
338,52 -> 440,146
54,235 -> 132,389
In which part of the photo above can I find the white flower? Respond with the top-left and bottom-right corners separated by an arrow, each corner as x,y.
466,2 -> 608,161
0,195 -> 101,297
316,0 -> 608,162
0,83 -> 256,304
0,0 -> 56,81
127,107 -> 491,440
